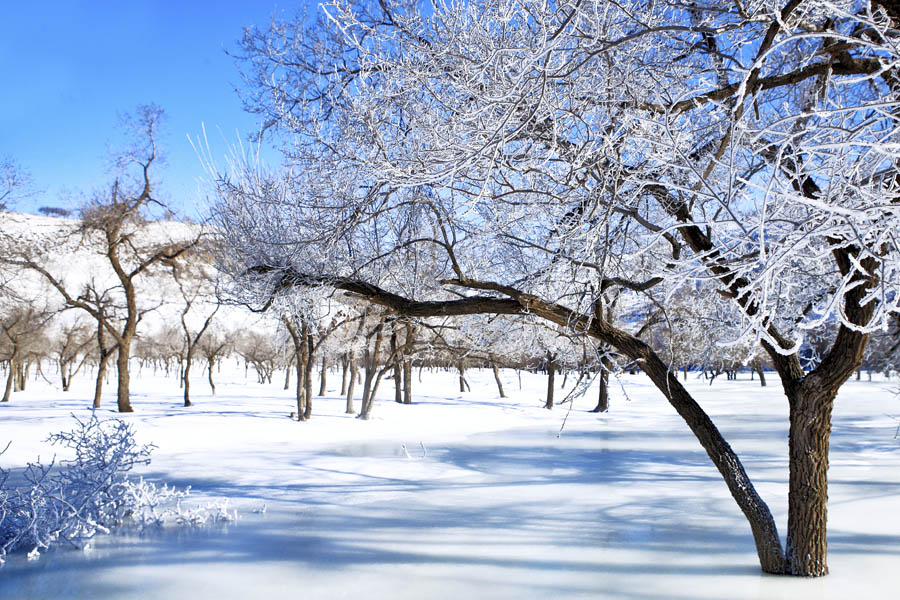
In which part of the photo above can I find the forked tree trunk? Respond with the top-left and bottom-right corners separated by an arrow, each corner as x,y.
183,357 -> 193,407
93,352 -> 112,409
13,362 -> 24,392
294,350 -> 306,420
358,321 -> 385,420
457,362 -> 470,392
639,351 -> 787,574
571,314 -> 788,574
755,361 -> 767,387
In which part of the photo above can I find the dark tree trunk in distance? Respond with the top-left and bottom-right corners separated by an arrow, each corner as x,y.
591,368 -> 609,413
345,357 -> 357,414
544,352 -> 556,410
491,362 -> 505,398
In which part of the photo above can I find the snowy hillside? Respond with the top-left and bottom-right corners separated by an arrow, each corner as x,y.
0,211 -> 270,335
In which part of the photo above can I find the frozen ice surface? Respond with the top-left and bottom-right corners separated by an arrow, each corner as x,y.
1,366 -> 898,599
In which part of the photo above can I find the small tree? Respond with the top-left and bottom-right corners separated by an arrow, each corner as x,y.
168,251 -> 220,407
197,329 -> 232,396
51,318 -> 94,392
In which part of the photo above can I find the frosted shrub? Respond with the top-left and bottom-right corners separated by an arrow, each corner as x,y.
0,416 -> 234,565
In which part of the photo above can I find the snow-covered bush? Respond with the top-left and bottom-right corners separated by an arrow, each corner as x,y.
0,415 -> 234,565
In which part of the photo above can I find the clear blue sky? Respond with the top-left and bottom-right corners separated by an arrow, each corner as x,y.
1,1 -> 303,219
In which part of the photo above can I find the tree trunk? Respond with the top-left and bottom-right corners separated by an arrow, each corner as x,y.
457,362 -> 470,392
403,359 -> 413,404
319,355 -> 328,397
591,367 -> 609,413
303,331 -> 314,420
391,330 -> 403,403
183,357 -> 193,407
345,357 -> 357,414
284,357 -> 291,390
491,362 -> 506,398
294,351 -> 306,420
93,351 -> 112,409
115,343 -> 134,413
359,360 -> 377,420
755,362 -> 767,387
358,321 -> 385,420
544,352 -> 556,410
784,382 -> 836,576
208,358 -> 217,395
2,358 -> 14,402
340,353 -> 349,396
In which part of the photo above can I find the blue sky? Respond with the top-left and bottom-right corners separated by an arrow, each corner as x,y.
1,1 -> 303,219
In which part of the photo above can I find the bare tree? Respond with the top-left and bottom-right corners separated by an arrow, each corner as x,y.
168,252 -> 220,407
8,105 -> 201,412
197,329 -> 232,396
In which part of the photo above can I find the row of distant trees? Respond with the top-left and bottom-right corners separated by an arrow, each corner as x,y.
204,0 -> 900,578
5,108 -> 899,422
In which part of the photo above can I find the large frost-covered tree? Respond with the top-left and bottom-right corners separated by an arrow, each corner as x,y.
212,0 -> 900,576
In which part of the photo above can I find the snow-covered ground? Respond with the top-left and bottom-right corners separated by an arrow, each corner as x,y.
1,365 -> 898,599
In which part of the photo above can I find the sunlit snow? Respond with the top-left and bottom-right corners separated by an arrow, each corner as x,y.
1,366 -> 898,599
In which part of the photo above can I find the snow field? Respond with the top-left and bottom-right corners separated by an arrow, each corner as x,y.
0,365 -> 898,599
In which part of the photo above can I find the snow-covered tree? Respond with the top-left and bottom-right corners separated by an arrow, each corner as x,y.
213,0 -> 900,576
